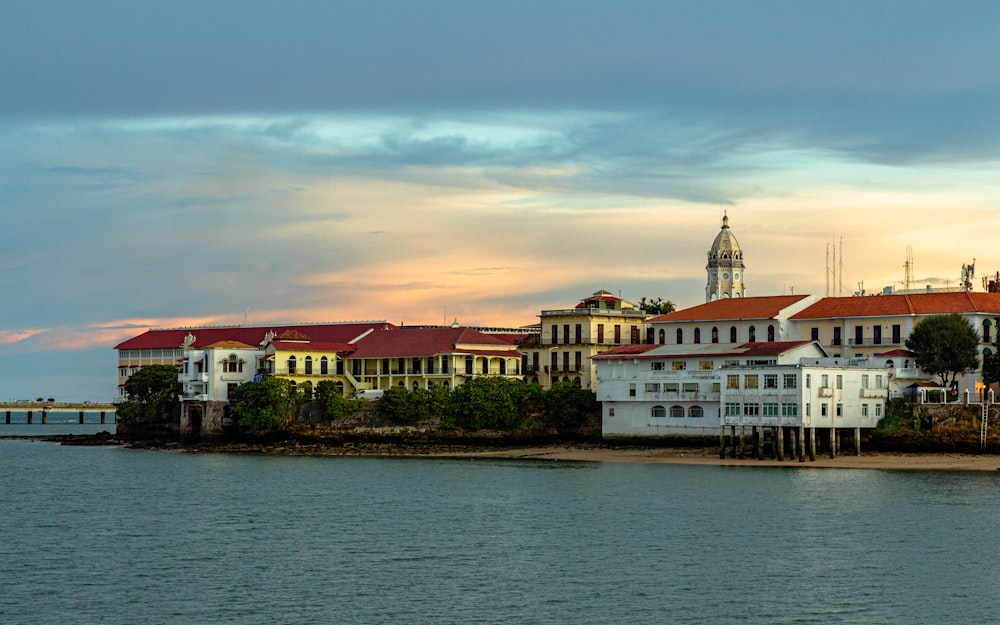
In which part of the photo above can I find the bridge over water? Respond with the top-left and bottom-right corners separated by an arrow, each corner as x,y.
0,402 -> 117,425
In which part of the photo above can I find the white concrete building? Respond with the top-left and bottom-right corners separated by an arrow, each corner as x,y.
595,340 -> 830,437
178,338 -> 264,437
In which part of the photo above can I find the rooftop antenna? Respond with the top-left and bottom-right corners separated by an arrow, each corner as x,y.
242,306 -> 250,326
904,245 -> 914,291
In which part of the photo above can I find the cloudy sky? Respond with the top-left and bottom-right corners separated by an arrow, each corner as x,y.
2,1 -> 999,400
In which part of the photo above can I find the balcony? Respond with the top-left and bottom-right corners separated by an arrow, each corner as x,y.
817,387 -> 834,397
860,388 -> 888,399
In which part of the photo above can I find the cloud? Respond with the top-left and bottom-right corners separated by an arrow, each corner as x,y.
0,329 -> 46,346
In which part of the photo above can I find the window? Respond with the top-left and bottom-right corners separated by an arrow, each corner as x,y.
651,405 -> 666,418
727,375 -> 739,389
862,403 -> 869,417
873,325 -> 882,345
629,383 -> 636,397
730,326 -> 738,343
767,325 -> 775,342
806,403 -> 811,417
320,357 -> 329,375
694,328 -> 701,344
748,326 -> 756,342
876,375 -> 884,389
287,355 -> 297,375
833,327 -> 842,346
304,356 -> 313,375
574,351 -> 582,372
700,361 -> 713,370
892,324 -> 901,344
724,359 -> 739,367
598,324 -> 605,343
676,328 -> 684,344
836,403 -> 843,417
725,403 -> 740,416
875,403 -> 882,417
645,383 -> 660,393
499,360 -> 507,375
811,327 -> 819,341
764,374 -> 778,389
783,374 -> 797,389
821,374 -> 829,387
836,375 -> 843,389
763,403 -> 779,416
712,327 -> 719,343
855,325 -> 864,346
658,329 -> 665,344
631,326 -> 640,344
608,407 -> 615,417
682,382 -> 699,393
672,361 -> 686,371
806,374 -> 811,388
551,325 -> 558,345
563,352 -> 570,372
781,403 -> 798,417
712,382 -> 721,393
551,352 -> 558,372
575,324 -> 582,344
427,357 -> 434,375
744,374 -> 759,389
614,325 -> 621,344
465,355 -> 474,375
861,374 -> 869,388
664,383 -> 679,393
821,404 -> 828,417
690,406 -> 704,418
226,354 -> 242,373
743,403 -> 760,417
481,359 -> 489,375
670,406 -> 685,418
563,325 -> 570,344
651,361 -> 665,371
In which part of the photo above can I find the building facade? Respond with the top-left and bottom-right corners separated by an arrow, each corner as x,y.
520,290 -> 650,389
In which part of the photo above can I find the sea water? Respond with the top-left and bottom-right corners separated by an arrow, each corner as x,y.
1,440 -> 998,624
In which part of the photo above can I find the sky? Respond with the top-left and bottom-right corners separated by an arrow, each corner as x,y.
2,0 -> 999,401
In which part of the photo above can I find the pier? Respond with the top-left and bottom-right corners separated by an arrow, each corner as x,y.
0,402 -> 117,425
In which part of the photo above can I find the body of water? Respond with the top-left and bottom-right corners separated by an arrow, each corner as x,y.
1,439 -> 998,624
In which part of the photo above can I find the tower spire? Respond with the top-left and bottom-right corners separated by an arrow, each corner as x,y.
705,213 -> 745,302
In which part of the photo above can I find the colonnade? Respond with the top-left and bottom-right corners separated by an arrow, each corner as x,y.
719,425 -> 862,461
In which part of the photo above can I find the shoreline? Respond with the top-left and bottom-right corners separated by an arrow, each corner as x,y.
8,433 -> 1000,472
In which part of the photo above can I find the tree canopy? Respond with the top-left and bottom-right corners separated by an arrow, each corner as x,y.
116,364 -> 181,425
905,313 -> 980,390
638,297 -> 676,315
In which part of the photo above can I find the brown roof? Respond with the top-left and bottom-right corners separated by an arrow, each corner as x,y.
348,326 -> 519,359
649,295 -> 811,323
593,340 -> 820,360
790,292 -> 1000,320
115,322 -> 396,350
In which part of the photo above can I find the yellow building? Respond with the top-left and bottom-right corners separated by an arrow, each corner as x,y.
521,290 -> 650,389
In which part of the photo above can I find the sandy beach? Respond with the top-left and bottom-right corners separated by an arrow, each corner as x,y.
432,445 -> 1000,472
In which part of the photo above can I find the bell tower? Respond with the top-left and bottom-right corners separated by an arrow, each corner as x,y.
706,212 -> 746,301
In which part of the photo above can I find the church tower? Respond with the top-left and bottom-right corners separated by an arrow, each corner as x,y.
706,212 -> 746,301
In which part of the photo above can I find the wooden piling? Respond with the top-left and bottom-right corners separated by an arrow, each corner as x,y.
719,426 -> 727,459
798,426 -> 806,462
100,411 -> 106,424
753,426 -> 760,460
5,410 -> 9,424
41,411 -> 47,425
27,410 -> 32,424
854,427 -> 861,456
730,426 -> 737,458
829,427 -> 836,459
738,426 -> 746,459
79,410 -> 85,424
776,425 -> 784,461
809,427 -> 816,461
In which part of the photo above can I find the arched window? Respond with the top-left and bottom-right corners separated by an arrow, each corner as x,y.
499,360 -> 507,375
658,329 -> 665,345
670,406 -> 684,418
413,381 -> 419,390
652,405 -> 666,418
886,359 -> 895,368
676,328 -> 684,344
573,377 -> 581,386
985,320 -> 993,344
287,355 -> 297,375
767,325 -> 775,342
304,356 -> 313,375
712,327 -> 719,343
689,405 -> 704,419
730,326 -> 738,343
748,326 -> 756,343
226,354 -> 242,373
694,328 -> 701,344
320,356 -> 329,375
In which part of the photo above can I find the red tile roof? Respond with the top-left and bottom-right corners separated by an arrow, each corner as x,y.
791,292 -> 1000,320
650,295 -> 811,323
348,327 -> 520,359
269,341 -> 357,353
115,322 -> 396,350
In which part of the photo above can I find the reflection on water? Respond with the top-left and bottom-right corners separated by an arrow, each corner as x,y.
1,442 -> 998,625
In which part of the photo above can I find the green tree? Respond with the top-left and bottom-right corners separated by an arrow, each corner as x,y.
229,377 -> 297,430
116,364 -> 181,425
444,376 -> 526,430
638,297 -> 676,315
542,381 -> 599,430
315,380 -> 357,421
905,313 -> 980,391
